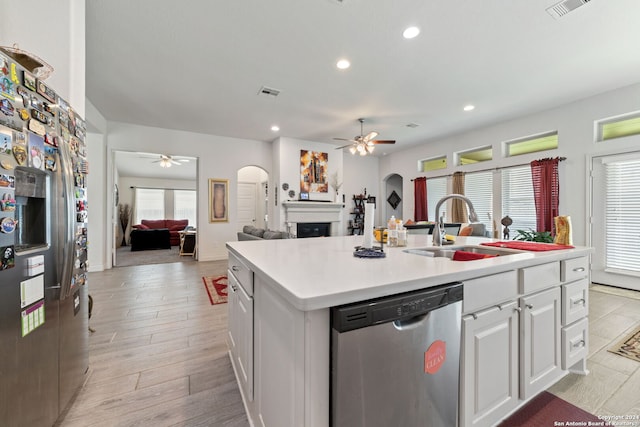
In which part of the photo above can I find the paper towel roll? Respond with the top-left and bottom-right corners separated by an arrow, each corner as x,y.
363,202 -> 375,248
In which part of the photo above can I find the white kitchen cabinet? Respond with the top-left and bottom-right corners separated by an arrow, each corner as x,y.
520,286 -> 562,399
461,301 -> 519,427
227,271 -> 254,401
560,256 -> 590,374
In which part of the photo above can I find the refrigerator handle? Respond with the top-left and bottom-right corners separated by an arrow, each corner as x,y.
58,144 -> 76,300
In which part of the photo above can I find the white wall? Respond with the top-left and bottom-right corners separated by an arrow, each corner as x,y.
0,0 -> 85,113
380,81 -> 640,246
342,154 -> 380,233
273,137 -> 345,233
105,122 -> 273,261
87,132 -> 106,271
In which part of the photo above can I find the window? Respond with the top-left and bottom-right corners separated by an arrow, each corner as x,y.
505,132 -> 558,157
420,156 -> 447,172
604,156 -> 640,274
502,166 -> 536,238
426,177 -> 447,222
174,190 -> 197,226
135,188 -> 165,223
457,146 -> 492,166
597,112 -> 640,142
464,171 -> 493,233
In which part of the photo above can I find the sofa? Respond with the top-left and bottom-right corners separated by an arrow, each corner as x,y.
237,225 -> 287,241
132,219 -> 189,246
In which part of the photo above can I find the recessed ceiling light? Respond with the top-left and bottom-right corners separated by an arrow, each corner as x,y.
463,105 -> 475,111
271,125 -> 280,132
336,59 -> 350,70
403,26 -> 420,39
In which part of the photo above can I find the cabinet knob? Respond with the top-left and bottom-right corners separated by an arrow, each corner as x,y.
231,284 -> 237,292
573,267 -> 585,272
525,304 -> 533,310
572,298 -> 586,306
232,265 -> 240,272
514,307 -> 522,313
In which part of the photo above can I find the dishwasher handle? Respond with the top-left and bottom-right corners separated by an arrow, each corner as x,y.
393,314 -> 428,330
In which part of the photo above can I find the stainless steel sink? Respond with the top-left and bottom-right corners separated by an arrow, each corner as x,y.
403,245 -> 524,260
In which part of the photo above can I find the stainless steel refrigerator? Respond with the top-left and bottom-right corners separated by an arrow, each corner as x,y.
0,49 -> 90,426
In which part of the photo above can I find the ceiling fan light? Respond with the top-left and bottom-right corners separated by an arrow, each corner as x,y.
359,149 -> 367,156
349,146 -> 357,155
366,144 -> 375,154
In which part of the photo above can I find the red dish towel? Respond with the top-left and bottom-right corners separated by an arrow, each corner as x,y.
481,241 -> 574,251
452,250 -> 498,261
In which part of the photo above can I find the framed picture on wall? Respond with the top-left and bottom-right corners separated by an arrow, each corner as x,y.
209,178 -> 229,223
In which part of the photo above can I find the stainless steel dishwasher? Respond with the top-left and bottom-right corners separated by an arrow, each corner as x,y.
331,282 -> 463,427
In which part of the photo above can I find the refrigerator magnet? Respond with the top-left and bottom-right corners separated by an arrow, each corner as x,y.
1,245 -> 15,270
0,98 -> 14,116
0,216 -> 17,233
1,193 -> 16,211
0,174 -> 14,188
12,145 -> 26,165
0,160 -> 13,170
36,80 -> 56,103
23,71 -> 36,91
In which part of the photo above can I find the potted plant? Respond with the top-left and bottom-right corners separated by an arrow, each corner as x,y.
513,228 -> 553,243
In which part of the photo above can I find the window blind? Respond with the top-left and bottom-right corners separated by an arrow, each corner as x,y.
426,177 -> 447,222
465,171 -> 493,232
605,158 -> 640,273
502,166 -> 536,238
174,190 -> 197,226
135,188 -> 165,223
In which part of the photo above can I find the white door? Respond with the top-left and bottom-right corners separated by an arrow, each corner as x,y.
237,182 -> 257,230
591,152 -> 640,290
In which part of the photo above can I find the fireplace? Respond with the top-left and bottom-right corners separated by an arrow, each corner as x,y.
282,201 -> 343,237
297,222 -> 331,238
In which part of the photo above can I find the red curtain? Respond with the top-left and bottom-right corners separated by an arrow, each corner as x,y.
414,177 -> 428,221
531,158 -> 560,234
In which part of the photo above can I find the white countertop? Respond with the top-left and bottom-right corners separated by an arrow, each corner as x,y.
226,235 -> 592,311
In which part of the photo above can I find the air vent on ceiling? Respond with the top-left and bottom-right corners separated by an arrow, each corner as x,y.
546,0 -> 591,19
258,86 -> 281,97
406,122 -> 420,128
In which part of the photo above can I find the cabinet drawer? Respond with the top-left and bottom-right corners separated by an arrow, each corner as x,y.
519,262 -> 560,294
562,279 -> 588,326
463,270 -> 518,314
228,251 -> 254,296
561,257 -> 589,283
562,318 -> 588,370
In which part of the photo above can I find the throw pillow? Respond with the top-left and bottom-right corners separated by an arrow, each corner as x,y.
243,225 -> 256,234
250,228 -> 265,238
263,230 -> 284,239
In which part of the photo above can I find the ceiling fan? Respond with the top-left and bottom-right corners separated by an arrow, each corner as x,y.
334,118 -> 395,156
150,154 -> 190,168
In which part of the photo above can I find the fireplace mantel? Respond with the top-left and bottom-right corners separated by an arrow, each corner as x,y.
282,201 -> 343,235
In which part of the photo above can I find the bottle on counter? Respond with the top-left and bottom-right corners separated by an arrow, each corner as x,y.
397,220 -> 407,247
388,215 -> 398,247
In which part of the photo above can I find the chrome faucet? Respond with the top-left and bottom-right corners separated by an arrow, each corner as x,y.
433,194 -> 478,246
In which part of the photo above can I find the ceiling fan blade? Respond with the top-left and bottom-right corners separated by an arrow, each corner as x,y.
372,140 -> 396,144
362,131 -> 379,142
333,137 -> 357,142
170,159 -> 182,165
335,144 -> 355,150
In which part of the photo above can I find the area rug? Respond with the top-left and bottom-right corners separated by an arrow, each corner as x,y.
608,324 -> 640,363
498,391 -> 601,426
202,275 -> 228,305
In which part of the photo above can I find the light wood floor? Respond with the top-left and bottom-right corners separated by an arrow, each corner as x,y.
58,261 -> 250,427
58,260 -> 640,426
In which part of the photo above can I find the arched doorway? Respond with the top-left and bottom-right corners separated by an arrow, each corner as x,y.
237,166 -> 269,230
384,173 -> 403,222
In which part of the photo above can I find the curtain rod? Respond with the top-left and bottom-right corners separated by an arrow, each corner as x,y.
411,157 -> 566,181
130,186 -> 196,191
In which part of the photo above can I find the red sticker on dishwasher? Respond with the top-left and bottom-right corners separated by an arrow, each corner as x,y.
424,340 -> 446,374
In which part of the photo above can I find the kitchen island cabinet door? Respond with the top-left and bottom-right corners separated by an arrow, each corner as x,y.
520,286 -> 562,399
461,301 -> 519,427
228,272 -> 254,401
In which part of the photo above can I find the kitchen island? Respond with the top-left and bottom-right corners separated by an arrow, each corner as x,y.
226,234 -> 592,427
